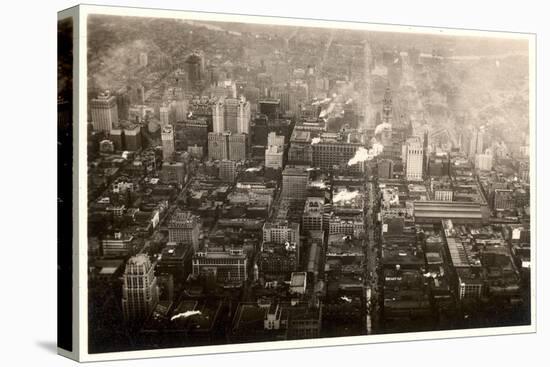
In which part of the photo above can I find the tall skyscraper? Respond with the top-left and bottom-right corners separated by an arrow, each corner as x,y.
90,92 -> 119,132
211,97 -> 251,134
161,124 -> 175,161
405,136 -> 424,181
159,104 -> 170,126
265,132 -> 285,169
382,87 -> 393,124
469,127 -> 485,158
475,153 -> 493,171
122,254 -> 159,322
185,51 -> 205,92
212,98 -> 224,133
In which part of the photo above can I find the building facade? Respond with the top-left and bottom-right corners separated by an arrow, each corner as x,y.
405,137 -> 424,181
192,249 -> 248,283
122,254 -> 159,322
282,166 -> 309,200
161,125 -> 175,161
219,160 -> 237,183
90,92 -> 119,132
167,210 -> 201,251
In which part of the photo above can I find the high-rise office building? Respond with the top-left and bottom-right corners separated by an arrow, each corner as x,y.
176,117 -> 208,151
311,133 -> 364,171
109,129 -> 123,151
469,128 -> 485,158
123,124 -> 142,151
475,153 -> 493,171
302,197 -> 325,232
265,145 -> 284,169
405,136 -> 424,181
207,131 -> 248,161
228,132 -> 247,161
211,80 -> 237,99
378,159 -> 394,179
172,100 -> 189,122
211,97 -> 251,134
259,99 -> 280,121
219,160 -> 238,183
122,254 -> 159,322
161,125 -> 175,161
208,132 -> 229,161
282,166 -> 309,200
267,132 -> 285,148
161,161 -> 185,185
167,210 -> 201,251
382,87 -> 393,124
263,221 -> 301,246
212,98 -> 225,133
265,132 -> 285,169
192,249 -> 248,283
494,189 -> 514,211
159,105 -> 170,126
90,92 -> 119,132
185,51 -> 205,92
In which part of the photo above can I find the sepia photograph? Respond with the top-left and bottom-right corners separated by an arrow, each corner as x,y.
69,4 -> 535,361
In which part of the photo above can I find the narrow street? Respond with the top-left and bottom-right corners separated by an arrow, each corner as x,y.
364,173 -> 380,333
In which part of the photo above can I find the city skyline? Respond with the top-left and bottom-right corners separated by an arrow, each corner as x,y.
82,9 -> 532,357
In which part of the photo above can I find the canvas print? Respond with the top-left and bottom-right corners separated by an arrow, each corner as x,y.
80,6 -> 533,358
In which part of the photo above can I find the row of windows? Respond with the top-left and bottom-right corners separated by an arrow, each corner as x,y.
193,259 -> 246,265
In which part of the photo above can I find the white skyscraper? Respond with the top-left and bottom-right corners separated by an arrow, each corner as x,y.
212,98 -> 225,133
90,92 -> 119,132
265,132 -> 285,169
161,124 -> 175,161
405,136 -> 424,181
122,254 -> 159,322
159,105 -> 170,126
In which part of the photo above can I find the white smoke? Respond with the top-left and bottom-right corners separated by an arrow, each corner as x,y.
345,98 -> 353,105
245,167 -> 261,172
374,122 -> 392,136
311,137 -> 321,145
319,102 -> 335,119
347,143 -> 384,165
333,190 -> 359,203
309,180 -> 327,189
170,310 -> 202,321
312,97 -> 331,106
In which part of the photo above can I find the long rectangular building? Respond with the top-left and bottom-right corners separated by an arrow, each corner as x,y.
413,201 -> 483,224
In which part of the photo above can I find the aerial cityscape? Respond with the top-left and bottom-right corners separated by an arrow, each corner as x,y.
85,14 -> 531,353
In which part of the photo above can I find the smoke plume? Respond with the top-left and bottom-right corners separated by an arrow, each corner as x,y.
347,143 -> 384,165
